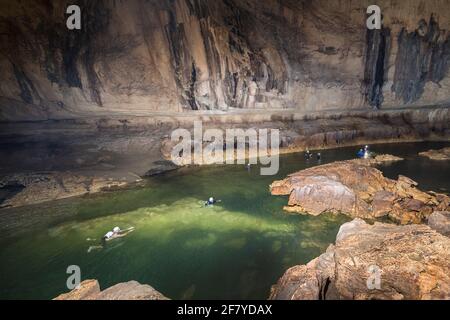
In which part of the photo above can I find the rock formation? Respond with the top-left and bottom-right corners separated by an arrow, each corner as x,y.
419,147 -> 450,160
269,218 -> 450,300
428,211 -> 450,236
1,0 -> 450,121
54,279 -> 169,300
0,172 -> 138,208
270,156 -> 450,224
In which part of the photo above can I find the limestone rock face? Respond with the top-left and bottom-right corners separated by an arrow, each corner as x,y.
1,0 -> 450,121
54,280 -> 169,300
269,219 -> 450,300
270,157 -> 450,224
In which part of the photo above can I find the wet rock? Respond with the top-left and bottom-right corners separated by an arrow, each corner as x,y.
0,173 -> 129,208
428,211 -> 450,236
419,147 -> 450,160
144,160 -> 179,177
270,219 -> 450,300
54,280 -> 169,300
270,157 -> 449,224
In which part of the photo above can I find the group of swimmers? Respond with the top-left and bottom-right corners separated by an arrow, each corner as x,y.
304,149 -> 321,161
90,145 -> 373,252
357,145 -> 372,159
303,145 -> 372,161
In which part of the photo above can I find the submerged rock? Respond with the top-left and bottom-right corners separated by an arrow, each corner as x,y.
419,147 -> 450,161
270,156 -> 449,224
269,219 -> 450,300
54,280 -> 169,300
144,160 -> 179,176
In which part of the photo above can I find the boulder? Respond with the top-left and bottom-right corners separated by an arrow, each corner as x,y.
54,280 -> 169,300
144,160 -> 179,177
270,157 -> 449,224
269,219 -> 450,300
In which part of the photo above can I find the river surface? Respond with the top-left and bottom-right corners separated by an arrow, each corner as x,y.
0,141 -> 448,300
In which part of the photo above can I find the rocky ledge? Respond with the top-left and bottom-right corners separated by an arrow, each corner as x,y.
54,279 -> 169,300
270,155 -> 449,224
419,147 -> 450,160
269,218 -> 450,300
0,172 -> 141,208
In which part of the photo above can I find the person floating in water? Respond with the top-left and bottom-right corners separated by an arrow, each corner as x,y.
317,153 -> 321,161
88,226 -> 135,253
102,226 -> 135,242
357,148 -> 365,158
304,149 -> 312,160
363,145 -> 371,159
204,197 -> 221,207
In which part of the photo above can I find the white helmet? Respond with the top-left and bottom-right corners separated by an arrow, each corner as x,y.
209,197 -> 214,202
113,227 -> 120,233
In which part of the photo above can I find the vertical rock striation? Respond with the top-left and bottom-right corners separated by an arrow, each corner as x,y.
0,0 -> 449,121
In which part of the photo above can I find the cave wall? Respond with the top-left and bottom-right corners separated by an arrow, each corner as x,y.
0,0 -> 449,120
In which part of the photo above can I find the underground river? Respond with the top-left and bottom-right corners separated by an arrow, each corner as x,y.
0,141 -> 449,300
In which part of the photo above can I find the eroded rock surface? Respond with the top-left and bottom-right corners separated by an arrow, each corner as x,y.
270,156 -> 449,224
269,219 -> 450,300
419,147 -> 450,160
428,211 -> 450,236
54,280 -> 169,300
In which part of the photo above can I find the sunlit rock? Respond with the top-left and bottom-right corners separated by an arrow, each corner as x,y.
54,280 -> 169,300
270,219 -> 450,300
270,157 -> 449,224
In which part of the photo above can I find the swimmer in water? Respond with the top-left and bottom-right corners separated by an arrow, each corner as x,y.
88,226 -> 135,253
305,149 -> 312,160
204,197 -> 221,207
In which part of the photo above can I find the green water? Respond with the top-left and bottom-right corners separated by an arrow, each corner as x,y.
0,141 -> 448,300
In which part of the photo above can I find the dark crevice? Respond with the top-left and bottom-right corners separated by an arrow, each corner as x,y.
188,62 -> 199,110
12,63 -> 38,104
364,27 -> 391,109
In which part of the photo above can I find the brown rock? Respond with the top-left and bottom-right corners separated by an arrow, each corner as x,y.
428,211 -> 450,236
96,281 -> 169,300
270,219 -> 450,300
371,191 -> 396,218
54,280 -> 169,300
53,280 -> 101,300
419,148 -> 450,161
0,173 -> 129,208
270,157 -> 449,224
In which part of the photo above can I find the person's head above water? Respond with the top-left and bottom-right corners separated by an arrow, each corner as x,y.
113,227 -> 120,233
209,197 -> 214,202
